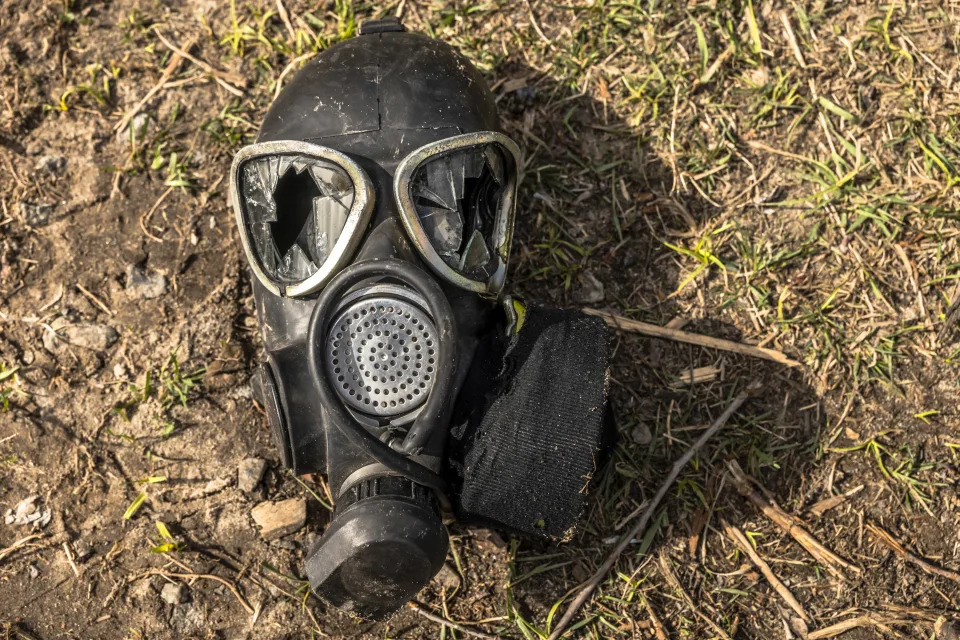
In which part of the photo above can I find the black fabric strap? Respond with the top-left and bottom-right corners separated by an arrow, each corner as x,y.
446,306 -> 613,540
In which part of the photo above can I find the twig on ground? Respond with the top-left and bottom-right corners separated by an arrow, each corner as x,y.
0,534 -> 44,565
148,569 -> 255,615
809,484 -> 864,517
698,44 -> 734,85
584,308 -> 800,367
779,12 -> 806,68
640,593 -> 668,640
140,185 -> 174,243
721,518 -> 810,623
75,283 -> 114,316
808,614 -> 908,639
546,386 -> 756,640
62,542 -> 80,577
726,460 -> 859,580
153,30 -> 244,97
867,522 -> 960,584
408,601 -> 498,640
658,550 -> 734,640
275,0 -> 297,42
114,38 -> 195,133
523,0 -> 553,45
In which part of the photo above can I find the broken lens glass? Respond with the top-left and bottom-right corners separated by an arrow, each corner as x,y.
239,155 -> 355,283
409,144 -> 510,281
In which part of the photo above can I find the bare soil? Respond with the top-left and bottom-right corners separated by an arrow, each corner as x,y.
2,1 -> 959,639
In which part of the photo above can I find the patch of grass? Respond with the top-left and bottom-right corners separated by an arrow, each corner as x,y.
0,363 -> 20,412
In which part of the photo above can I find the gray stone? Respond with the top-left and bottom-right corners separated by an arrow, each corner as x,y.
237,458 -> 267,492
160,582 -> 188,605
251,499 -> 306,540
574,271 -> 605,304
73,539 -> 93,561
5,495 -> 37,525
35,155 -> 66,175
936,617 -> 959,640
4,496 -> 52,529
433,563 -> 461,591
304,531 -> 321,552
630,423 -> 652,445
190,476 -> 231,499
62,324 -> 118,351
19,202 -> 54,227
126,264 -> 168,299
117,112 -> 153,143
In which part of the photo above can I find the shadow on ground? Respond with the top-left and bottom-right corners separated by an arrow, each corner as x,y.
427,61 -> 830,638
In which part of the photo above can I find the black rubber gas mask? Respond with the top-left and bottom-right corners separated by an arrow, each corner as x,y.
232,20 -> 613,620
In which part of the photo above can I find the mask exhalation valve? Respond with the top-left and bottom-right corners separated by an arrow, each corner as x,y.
325,293 -> 438,418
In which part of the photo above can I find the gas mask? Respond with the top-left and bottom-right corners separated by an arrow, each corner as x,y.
232,19 -> 614,620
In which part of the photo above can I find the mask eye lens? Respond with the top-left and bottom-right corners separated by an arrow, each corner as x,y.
239,155 -> 355,283
410,144 -> 510,282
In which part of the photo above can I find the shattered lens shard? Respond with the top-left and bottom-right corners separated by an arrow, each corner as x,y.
239,154 -> 354,283
410,144 -> 508,280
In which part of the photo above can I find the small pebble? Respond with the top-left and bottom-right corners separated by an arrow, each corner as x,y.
252,499 -> 307,540
630,423 -> 652,446
125,264 -> 168,300
574,271 -> 605,304
35,155 -> 66,175
62,324 -> 118,351
237,458 -> 267,492
433,563 -> 461,591
160,582 -> 188,605
19,202 -> 54,227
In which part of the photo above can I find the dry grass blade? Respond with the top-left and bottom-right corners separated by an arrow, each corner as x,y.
722,518 -> 810,623
867,523 -> 960,585
114,38 -> 195,133
547,386 -> 755,640
726,460 -> 859,580
808,614 -> 909,639
140,185 -> 175,242
153,30 -> 244,97
640,594 -> 668,640
62,542 -> 80,578
0,534 -> 44,565
658,550 -> 734,640
408,602 -> 498,640
584,309 -> 800,367
809,484 -> 864,517
275,0 -> 296,42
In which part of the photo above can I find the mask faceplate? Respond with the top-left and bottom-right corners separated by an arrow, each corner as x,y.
236,23 -> 612,621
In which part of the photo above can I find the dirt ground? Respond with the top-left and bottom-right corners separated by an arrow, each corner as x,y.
1,1 -> 960,639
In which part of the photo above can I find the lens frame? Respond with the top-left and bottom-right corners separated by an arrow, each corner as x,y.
393,131 -> 521,296
230,140 -> 374,297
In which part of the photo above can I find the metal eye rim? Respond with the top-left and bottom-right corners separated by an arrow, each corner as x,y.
393,131 -> 521,297
230,140 -> 375,298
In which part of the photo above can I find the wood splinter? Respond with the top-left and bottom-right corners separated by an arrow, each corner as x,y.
726,459 -> 859,580
867,522 -> 960,585
722,518 -> 811,623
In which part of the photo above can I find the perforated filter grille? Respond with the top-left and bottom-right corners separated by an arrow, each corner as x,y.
325,297 -> 438,417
